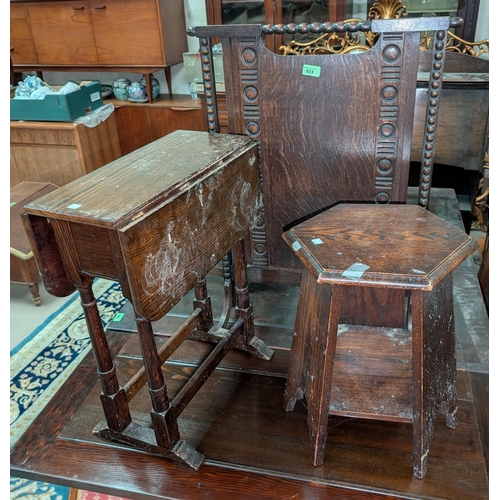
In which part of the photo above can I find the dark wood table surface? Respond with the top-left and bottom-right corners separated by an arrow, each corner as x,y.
11,187 -> 488,499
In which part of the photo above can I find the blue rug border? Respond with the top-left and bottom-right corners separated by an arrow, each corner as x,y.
10,291 -> 79,358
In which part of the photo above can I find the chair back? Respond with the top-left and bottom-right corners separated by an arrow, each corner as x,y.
189,17 -> 458,280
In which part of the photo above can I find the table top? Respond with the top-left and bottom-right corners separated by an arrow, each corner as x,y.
22,131 -> 254,229
283,203 -> 478,290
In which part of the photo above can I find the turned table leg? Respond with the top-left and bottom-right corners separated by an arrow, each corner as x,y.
233,239 -> 273,360
135,316 -> 181,449
193,277 -> 214,333
79,282 -> 132,432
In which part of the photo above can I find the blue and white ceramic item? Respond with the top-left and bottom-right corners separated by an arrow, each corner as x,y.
112,78 -> 131,100
24,75 -> 45,90
14,82 -> 31,98
139,76 -> 160,100
128,81 -> 147,101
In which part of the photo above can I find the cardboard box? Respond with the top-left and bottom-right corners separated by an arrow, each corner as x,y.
183,52 -> 225,84
10,82 -> 104,122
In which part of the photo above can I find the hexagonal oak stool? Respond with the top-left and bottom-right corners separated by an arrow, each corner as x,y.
282,203 -> 478,479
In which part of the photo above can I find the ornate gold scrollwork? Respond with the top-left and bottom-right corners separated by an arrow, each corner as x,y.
279,0 -> 489,58
368,0 -> 407,19
420,31 -> 489,57
279,22 -> 376,55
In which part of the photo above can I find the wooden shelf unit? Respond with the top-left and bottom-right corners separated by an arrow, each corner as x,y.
10,116 -> 122,187
10,0 -> 188,98
105,94 -> 206,156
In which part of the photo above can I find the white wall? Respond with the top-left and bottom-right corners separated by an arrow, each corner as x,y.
475,0 -> 489,59
42,0 -> 207,95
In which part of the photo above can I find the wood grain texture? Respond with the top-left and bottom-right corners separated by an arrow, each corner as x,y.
10,3 -> 38,64
148,108 -> 205,141
10,0 -> 187,86
89,0 -> 164,66
26,1 -> 99,65
23,132 -> 261,319
10,117 -> 121,187
217,25 -> 420,271
11,181 -> 58,294
470,371 -> 489,474
11,339 -> 488,499
10,270 -> 488,497
113,106 -> 151,156
17,0 -> 184,66
282,200 -> 478,476
284,204 -> 478,290
21,130 -> 273,468
22,131 -> 255,227
411,87 -> 488,171
10,332 -> 128,470
110,95 -> 205,155
10,182 -> 59,255
194,26 -> 488,278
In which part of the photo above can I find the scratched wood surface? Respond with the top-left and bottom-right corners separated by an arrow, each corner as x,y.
11,327 -> 488,499
11,189 -> 488,498
21,130 -> 260,321
21,131 -> 254,228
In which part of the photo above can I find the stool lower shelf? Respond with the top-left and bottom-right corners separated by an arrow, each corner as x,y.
326,324 -> 413,423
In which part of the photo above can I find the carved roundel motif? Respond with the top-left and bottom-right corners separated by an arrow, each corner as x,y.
382,44 -> 401,63
378,123 -> 395,138
243,85 -> 258,102
380,85 -> 398,103
254,243 -> 267,256
241,47 -> 257,66
254,215 -> 265,229
245,121 -> 261,137
377,158 -> 393,174
375,191 -> 391,204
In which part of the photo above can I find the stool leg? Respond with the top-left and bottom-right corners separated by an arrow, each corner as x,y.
284,268 -> 343,466
439,275 -> 459,430
284,267 -> 316,411
135,316 -> 180,449
411,273 -> 457,479
79,281 -> 131,432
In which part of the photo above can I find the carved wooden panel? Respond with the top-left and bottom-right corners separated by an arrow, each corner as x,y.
220,28 -> 420,269
190,18 -> 454,275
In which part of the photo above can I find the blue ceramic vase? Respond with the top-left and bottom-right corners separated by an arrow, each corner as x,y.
112,78 -> 131,101
128,81 -> 148,101
139,76 -> 160,100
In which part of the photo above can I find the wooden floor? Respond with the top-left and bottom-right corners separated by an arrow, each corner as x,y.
10,189 -> 488,499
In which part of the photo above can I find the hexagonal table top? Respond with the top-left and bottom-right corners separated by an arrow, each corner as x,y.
283,204 -> 478,290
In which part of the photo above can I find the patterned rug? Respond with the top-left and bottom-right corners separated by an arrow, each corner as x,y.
10,278 -> 132,500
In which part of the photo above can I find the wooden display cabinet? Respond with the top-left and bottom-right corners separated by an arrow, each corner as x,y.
10,114 -> 122,187
10,0 -> 187,98
107,94 -> 206,156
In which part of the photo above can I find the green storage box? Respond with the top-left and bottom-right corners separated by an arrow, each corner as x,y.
10,82 -> 104,122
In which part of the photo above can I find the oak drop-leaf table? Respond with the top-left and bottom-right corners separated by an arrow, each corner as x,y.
21,129 -> 273,469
